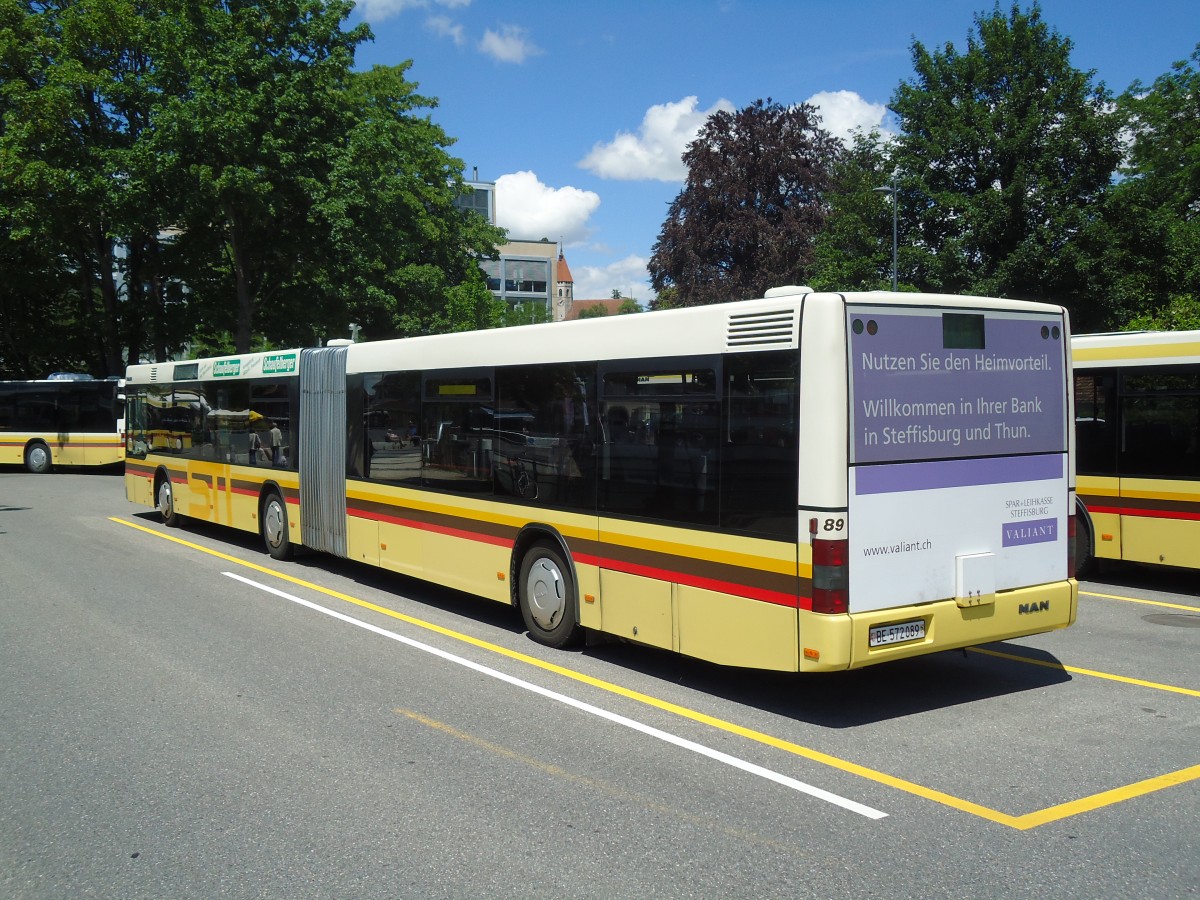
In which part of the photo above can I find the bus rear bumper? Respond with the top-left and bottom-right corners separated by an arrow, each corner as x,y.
798,579 -> 1078,672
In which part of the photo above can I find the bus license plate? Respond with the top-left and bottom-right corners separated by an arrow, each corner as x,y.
869,620 -> 926,648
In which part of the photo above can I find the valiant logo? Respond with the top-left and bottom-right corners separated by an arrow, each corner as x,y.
1018,600 -> 1050,615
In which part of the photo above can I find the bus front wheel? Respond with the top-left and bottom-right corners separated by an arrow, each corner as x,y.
157,477 -> 181,527
24,442 -> 51,474
261,492 -> 294,561
518,541 -> 581,649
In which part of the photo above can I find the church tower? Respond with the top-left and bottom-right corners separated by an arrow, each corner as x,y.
554,249 -> 574,322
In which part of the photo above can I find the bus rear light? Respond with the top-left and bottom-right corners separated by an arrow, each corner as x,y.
812,537 -> 849,614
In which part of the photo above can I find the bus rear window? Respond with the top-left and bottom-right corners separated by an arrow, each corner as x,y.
942,313 -> 985,349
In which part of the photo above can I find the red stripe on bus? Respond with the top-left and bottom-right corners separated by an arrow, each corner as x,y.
585,555 -> 799,607
553,553 -> 800,607
1087,504 -> 1200,521
349,510 -> 798,606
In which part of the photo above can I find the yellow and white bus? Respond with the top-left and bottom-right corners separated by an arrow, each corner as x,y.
1072,329 -> 1200,573
124,288 -> 1077,671
0,375 -> 125,472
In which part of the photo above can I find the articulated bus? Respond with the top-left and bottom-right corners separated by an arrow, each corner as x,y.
1072,329 -> 1200,573
124,288 -> 1077,672
0,375 -> 125,473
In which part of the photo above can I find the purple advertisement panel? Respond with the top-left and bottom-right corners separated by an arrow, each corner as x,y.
849,308 -> 1067,464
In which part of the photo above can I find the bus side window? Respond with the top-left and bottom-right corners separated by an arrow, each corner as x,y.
1075,371 -> 1117,476
421,372 -> 494,494
721,351 -> 798,539
495,363 -> 596,511
362,371 -> 421,484
599,362 -> 718,526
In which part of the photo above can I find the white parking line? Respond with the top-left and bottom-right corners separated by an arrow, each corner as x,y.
222,570 -> 888,820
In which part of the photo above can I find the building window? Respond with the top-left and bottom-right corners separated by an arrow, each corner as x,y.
453,185 -> 493,222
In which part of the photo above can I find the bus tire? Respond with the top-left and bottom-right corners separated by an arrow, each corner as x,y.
24,442 -> 52,474
1074,509 -> 1095,579
518,541 -> 582,649
157,475 -> 182,527
261,491 -> 294,561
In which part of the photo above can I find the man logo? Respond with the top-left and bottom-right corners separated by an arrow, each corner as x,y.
1018,600 -> 1051,614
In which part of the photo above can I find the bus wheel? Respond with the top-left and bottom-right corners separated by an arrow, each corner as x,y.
518,541 -> 581,648
1075,515 -> 1095,579
157,476 -> 181,527
261,492 -> 294,561
24,442 -> 51,474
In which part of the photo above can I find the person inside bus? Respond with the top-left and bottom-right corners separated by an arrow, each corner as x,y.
268,420 -> 283,466
248,428 -> 264,465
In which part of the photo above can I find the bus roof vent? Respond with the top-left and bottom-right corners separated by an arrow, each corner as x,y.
727,308 -> 797,349
149,366 -> 159,382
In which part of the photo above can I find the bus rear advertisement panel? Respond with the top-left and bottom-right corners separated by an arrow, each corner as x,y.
847,307 -> 1070,613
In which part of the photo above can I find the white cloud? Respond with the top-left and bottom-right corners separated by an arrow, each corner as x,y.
426,14 -> 465,45
479,24 -> 541,64
805,90 -> 892,143
573,255 -> 652,304
579,96 -> 735,182
355,0 -> 469,23
495,171 -> 600,243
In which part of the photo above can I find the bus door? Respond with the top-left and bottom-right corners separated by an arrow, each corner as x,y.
596,361 -> 721,652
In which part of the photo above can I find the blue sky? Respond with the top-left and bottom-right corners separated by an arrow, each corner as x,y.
349,1 -> 1199,303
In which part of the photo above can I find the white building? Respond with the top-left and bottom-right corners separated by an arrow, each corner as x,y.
455,179 -> 575,322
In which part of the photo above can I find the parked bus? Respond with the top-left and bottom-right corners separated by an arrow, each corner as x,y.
0,375 -> 125,472
1072,329 -> 1200,573
124,289 -> 1077,671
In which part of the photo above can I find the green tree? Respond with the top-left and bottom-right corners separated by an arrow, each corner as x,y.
1095,44 -> 1200,329
502,301 -> 551,327
648,285 -> 679,311
1,0 -> 507,372
810,130 -> 899,291
0,0 -> 179,375
310,61 -> 506,342
888,3 -> 1121,326
649,98 -> 841,306
576,303 -> 608,319
617,298 -> 640,314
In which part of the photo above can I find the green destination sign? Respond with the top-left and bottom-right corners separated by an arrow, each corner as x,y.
263,353 -> 297,375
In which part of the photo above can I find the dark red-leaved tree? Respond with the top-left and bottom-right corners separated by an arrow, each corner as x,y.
649,98 -> 841,306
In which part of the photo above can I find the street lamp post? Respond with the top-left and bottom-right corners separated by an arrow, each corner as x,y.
872,175 -> 898,292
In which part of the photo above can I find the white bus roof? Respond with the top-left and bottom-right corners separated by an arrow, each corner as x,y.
347,290 -> 1064,374
125,290 -> 1068,383
1072,330 -> 1200,368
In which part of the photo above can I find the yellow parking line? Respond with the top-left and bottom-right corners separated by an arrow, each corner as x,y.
109,516 -> 1200,829
1011,764 -> 1200,830
968,647 -> 1200,698
1080,590 -> 1198,612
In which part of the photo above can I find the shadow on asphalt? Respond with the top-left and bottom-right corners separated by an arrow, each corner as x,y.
1080,563 -> 1200,598
132,509 -> 1085,728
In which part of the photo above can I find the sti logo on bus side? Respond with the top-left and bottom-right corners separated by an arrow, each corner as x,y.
1018,601 -> 1051,614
